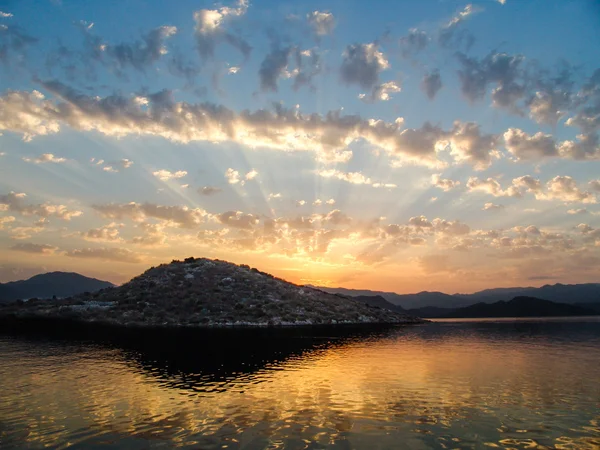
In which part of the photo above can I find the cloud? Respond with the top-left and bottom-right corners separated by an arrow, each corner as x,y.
340,43 -> 389,89
153,169 -> 187,181
10,242 -> 57,254
469,175 -> 596,203
483,203 -> 504,211
81,224 -> 122,242
456,51 -> 526,111
245,169 -> 258,180
0,24 -> 38,68
400,29 -> 428,57
225,168 -> 241,184
120,159 -> 134,169
527,90 -> 571,126
421,70 -> 442,100
199,186 -> 222,196
268,193 -> 282,201
0,11 -> 13,18
259,46 -> 292,92
92,202 -> 207,228
540,176 -> 596,203
96,26 -> 177,73
0,216 -> 16,229
0,81 -> 509,167
448,121 -> 499,169
565,69 -> 600,134
65,247 -> 143,263
215,210 -> 259,229
558,133 -> 600,160
193,0 -> 250,59
307,11 -> 335,36
359,81 -> 401,103
438,4 -> 478,50
318,169 -> 396,188
567,208 -> 588,215
22,153 -> 66,164
590,180 -> 600,192
431,174 -> 460,191
466,177 -> 521,197
323,209 -> 352,226
503,128 -> 559,160
0,191 -> 82,220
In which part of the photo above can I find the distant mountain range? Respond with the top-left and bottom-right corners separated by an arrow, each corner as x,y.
0,272 -> 114,303
315,283 -> 600,310
443,296 -> 598,318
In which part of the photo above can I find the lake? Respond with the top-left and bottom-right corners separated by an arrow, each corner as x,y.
1,317 -> 599,449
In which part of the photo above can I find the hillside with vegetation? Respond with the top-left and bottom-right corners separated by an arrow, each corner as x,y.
0,258 -> 424,328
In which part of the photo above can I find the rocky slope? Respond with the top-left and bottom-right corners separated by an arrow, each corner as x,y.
0,258 -> 424,328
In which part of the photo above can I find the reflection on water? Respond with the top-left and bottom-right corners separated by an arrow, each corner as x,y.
1,318 -> 600,449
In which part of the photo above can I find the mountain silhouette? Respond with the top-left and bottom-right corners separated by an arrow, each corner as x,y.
443,296 -> 598,318
0,272 -> 114,303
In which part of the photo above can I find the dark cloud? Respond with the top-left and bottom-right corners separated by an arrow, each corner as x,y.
400,29 -> 428,57
199,186 -> 223,196
456,51 -> 527,111
421,70 -> 442,100
259,46 -> 292,92
340,43 -> 389,89
0,24 -> 38,67
10,242 -> 57,254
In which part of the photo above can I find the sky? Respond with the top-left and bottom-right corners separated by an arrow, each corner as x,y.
0,0 -> 599,293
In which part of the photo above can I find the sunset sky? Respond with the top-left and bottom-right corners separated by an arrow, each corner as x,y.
0,0 -> 599,293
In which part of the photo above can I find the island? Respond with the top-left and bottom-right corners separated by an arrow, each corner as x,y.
0,257 -> 425,330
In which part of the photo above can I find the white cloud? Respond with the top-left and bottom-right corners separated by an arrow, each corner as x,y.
539,176 -> 596,203
432,174 -> 460,191
503,128 -> 559,160
0,82 -> 503,167
193,0 -> 250,58
307,11 -> 335,36
153,169 -> 187,181
0,216 -> 16,229
268,193 -> 282,201
245,169 -> 258,180
360,81 -> 401,103
81,224 -> 122,243
318,169 -> 371,185
93,202 -> 207,228
0,191 -> 82,220
0,11 -> 13,18
483,203 -> 504,211
225,168 -> 241,184
22,153 -> 66,164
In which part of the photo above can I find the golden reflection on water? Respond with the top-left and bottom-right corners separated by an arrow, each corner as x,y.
1,321 -> 600,449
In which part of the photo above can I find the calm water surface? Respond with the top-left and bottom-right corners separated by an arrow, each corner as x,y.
1,318 -> 600,449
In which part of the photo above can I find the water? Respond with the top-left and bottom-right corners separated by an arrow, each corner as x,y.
1,318 -> 600,449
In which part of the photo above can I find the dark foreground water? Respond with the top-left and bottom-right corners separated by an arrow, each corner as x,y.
1,318 -> 600,449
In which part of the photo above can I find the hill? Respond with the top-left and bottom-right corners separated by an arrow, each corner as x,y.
0,272 -> 114,303
314,286 -> 473,309
444,296 -> 598,318
353,295 -> 406,313
0,258 -> 424,328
